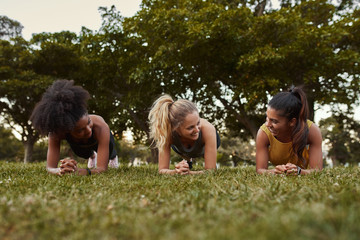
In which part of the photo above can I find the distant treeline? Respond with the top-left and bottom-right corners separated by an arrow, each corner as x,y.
0,0 -> 359,164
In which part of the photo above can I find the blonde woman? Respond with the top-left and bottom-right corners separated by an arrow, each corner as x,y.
148,94 -> 220,175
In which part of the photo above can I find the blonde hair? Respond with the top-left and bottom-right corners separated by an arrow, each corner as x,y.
148,94 -> 198,152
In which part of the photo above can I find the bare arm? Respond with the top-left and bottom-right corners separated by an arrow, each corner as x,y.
301,123 -> 323,174
46,133 -> 62,175
285,124 -> 323,175
158,148 -> 178,174
47,133 -> 77,175
51,115 -> 111,176
158,144 -> 191,175
178,119 -> 218,175
200,119 -> 217,171
273,124 -> 323,176
255,128 -> 277,174
158,143 -> 174,174
82,115 -> 110,175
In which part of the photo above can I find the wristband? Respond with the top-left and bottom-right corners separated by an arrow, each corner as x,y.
297,166 -> 302,175
86,168 -> 92,176
187,158 -> 193,170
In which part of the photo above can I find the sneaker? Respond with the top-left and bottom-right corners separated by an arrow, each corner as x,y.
87,152 -> 97,168
108,156 -> 119,168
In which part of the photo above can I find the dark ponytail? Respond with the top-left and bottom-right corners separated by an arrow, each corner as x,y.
268,86 -> 309,167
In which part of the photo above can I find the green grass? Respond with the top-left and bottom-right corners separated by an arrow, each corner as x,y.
0,162 -> 359,240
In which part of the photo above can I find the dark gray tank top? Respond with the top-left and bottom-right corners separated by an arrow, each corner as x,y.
171,131 -> 205,159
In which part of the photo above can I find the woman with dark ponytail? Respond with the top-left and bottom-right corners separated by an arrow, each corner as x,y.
256,86 -> 323,175
148,94 -> 220,175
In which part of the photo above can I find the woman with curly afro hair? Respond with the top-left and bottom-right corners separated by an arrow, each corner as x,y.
30,79 -> 118,176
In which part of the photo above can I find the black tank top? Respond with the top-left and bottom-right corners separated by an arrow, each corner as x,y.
65,131 -> 117,159
171,131 -> 205,159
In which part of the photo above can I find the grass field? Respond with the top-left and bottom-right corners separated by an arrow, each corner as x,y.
0,162 -> 359,240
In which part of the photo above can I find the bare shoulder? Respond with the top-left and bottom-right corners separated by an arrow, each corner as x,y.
308,122 -> 322,144
200,118 -> 216,133
90,114 -> 106,123
200,118 -> 215,129
48,132 -> 65,141
90,115 -> 110,139
199,118 -> 216,144
90,115 -> 109,128
256,127 -> 269,147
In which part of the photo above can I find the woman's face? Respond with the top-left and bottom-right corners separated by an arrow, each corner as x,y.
70,114 -> 93,140
176,111 -> 201,141
265,107 -> 294,140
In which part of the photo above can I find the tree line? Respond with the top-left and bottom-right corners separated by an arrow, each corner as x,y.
1,0 -> 359,165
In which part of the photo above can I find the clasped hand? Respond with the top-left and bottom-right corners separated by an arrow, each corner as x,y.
175,160 -> 190,175
58,158 -> 78,175
274,163 -> 298,176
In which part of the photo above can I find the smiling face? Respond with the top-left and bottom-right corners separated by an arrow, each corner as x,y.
176,111 -> 201,142
265,107 -> 295,142
69,114 -> 93,140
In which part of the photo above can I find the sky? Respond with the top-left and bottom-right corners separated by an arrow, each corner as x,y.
1,0 -> 142,40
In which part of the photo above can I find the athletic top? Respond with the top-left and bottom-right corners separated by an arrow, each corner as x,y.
65,131 -> 117,159
171,130 -> 221,159
260,120 -> 313,168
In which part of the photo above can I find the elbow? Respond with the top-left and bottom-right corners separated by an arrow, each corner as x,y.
256,167 -> 266,174
159,168 -> 173,174
95,167 -> 107,173
204,166 -> 216,171
158,169 -> 166,174
313,165 -> 323,171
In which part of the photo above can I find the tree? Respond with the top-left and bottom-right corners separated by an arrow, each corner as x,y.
0,37 -> 54,163
76,6 -> 171,162
320,113 -> 360,165
31,31 -> 82,78
122,0 -> 360,141
3,1 -> 359,163
77,1 -> 359,162
0,126 -> 22,161
217,137 -> 256,166
0,15 -> 23,40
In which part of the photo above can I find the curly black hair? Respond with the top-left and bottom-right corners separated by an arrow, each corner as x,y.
30,79 -> 90,135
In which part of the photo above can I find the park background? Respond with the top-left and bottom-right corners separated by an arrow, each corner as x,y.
1,1 -> 360,240
1,0 -> 360,167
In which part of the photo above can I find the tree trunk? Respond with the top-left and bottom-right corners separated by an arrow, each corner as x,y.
236,115 -> 258,139
148,147 -> 158,164
217,95 -> 259,139
254,0 -> 267,17
23,140 -> 34,163
331,156 -> 338,167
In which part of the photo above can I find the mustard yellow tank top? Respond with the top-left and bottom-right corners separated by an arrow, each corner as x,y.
260,120 -> 313,168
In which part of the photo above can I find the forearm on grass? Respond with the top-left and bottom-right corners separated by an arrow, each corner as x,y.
299,168 -> 321,175
189,170 -> 204,175
77,167 -> 107,176
159,169 -> 177,175
256,168 -> 276,174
